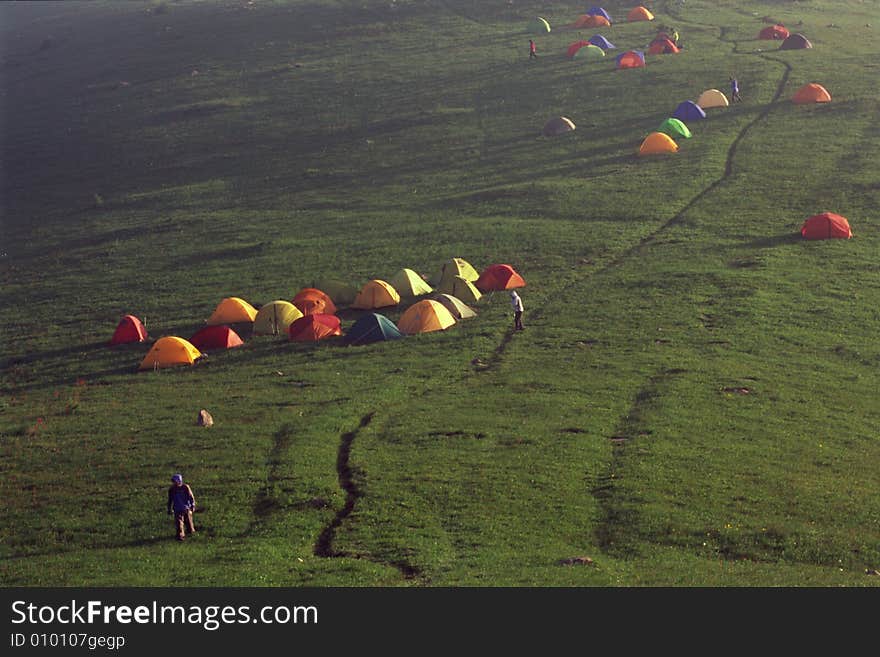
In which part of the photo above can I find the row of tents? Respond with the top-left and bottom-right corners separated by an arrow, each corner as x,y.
109,259 -> 528,369
528,6 -> 655,33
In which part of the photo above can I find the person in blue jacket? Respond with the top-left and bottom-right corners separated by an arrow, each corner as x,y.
167,473 -> 196,541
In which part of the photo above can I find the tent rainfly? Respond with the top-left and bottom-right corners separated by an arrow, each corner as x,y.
110,314 -> 148,345
207,297 -> 257,325
138,337 -> 201,371
253,300 -> 303,336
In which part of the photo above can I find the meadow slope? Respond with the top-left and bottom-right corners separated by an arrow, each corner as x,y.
1,0 -> 879,586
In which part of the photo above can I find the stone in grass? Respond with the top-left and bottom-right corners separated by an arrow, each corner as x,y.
197,409 -> 214,427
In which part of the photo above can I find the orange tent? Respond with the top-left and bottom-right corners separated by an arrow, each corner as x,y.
792,83 -> 831,104
207,297 -> 257,325
110,314 -> 148,345
138,337 -> 201,371
397,300 -> 457,335
759,24 -> 789,40
293,288 -> 338,315
617,50 -> 646,69
351,279 -> 400,309
288,314 -> 342,341
475,264 -> 526,292
647,38 -> 679,55
801,213 -> 852,240
627,6 -> 654,21
573,14 -> 611,28
638,132 -> 678,155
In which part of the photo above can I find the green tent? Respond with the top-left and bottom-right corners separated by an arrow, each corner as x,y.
253,300 -> 303,336
657,117 -> 692,139
575,44 -> 605,59
311,279 -> 358,306
432,293 -> 477,320
389,268 -> 433,298
527,17 -> 551,34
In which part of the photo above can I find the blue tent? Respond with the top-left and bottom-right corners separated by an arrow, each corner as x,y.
588,34 -> 615,49
672,100 -> 707,121
346,313 -> 404,345
587,7 -> 612,22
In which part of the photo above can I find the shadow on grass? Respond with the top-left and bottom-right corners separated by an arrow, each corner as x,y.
742,232 -> 801,249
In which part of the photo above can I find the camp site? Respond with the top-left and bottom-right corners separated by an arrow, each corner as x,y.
2,0 -> 879,590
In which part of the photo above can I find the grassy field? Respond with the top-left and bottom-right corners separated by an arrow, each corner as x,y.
1,0 -> 879,586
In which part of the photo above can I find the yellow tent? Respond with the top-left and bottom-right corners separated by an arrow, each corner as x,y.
638,132 -> 678,155
433,294 -> 477,320
351,280 -> 401,309
696,89 -> 729,109
437,275 -> 482,303
253,300 -> 303,335
207,297 -> 257,324
432,257 -> 479,286
138,336 -> 201,370
389,268 -> 433,298
397,300 -> 457,334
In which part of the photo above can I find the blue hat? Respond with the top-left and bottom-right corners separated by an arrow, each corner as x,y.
171,473 -> 183,484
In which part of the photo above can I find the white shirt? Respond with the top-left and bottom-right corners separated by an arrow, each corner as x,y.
511,293 -> 523,312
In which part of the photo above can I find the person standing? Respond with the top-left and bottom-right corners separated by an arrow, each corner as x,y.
730,76 -> 742,102
510,290 -> 524,330
167,473 -> 196,541
529,39 -> 538,59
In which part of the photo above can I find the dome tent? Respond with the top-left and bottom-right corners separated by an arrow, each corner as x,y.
288,314 -> 342,341
543,116 -> 576,136
207,297 -> 257,325
110,314 -> 148,345
527,17 -> 551,34
138,337 -> 201,371
696,89 -> 729,109
398,300 -> 457,335
253,301 -> 303,336
346,313 -> 404,345
627,6 -> 654,22
189,325 -> 243,351
588,34 -> 615,50
779,33 -> 812,50
792,83 -> 831,104
389,268 -> 433,298
639,132 -> 678,155
759,24 -> 789,40
801,212 -> 851,240
293,288 -> 337,316
657,117 -> 691,139
437,275 -> 483,304
475,264 -> 526,292
672,100 -> 706,121
352,279 -> 400,309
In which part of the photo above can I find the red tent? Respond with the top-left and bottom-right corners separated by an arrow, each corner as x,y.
566,40 -> 590,59
110,314 -> 148,345
801,213 -> 852,240
189,325 -> 244,350
292,288 -> 337,315
759,24 -> 789,40
288,314 -> 342,342
475,264 -> 526,292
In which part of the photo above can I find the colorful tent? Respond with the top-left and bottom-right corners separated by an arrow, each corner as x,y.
575,44 -> 606,59
475,264 -> 526,292
588,34 -> 615,50
207,297 -> 257,325
138,336 -> 201,371
351,279 -> 400,309
432,257 -> 480,286
801,212 -> 852,240
311,279 -> 358,306
639,132 -> 678,155
587,7 -> 612,22
575,15 -> 611,28
110,314 -> 148,345
527,17 -> 551,34
792,83 -> 831,104
779,33 -> 812,50
389,268 -> 433,298
672,100 -> 706,121
397,300 -> 457,335
616,50 -> 646,69
437,275 -> 483,304
189,325 -> 244,351
288,314 -> 342,342
647,37 -> 679,55
696,89 -> 729,109
346,313 -> 404,345
293,288 -> 338,315
566,40 -> 590,59
432,294 -> 477,320
759,24 -> 789,40
253,300 -> 303,335
627,6 -> 654,21
657,117 -> 691,139
543,116 -> 576,136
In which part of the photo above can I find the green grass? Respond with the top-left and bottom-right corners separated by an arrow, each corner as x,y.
2,0 -> 879,587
